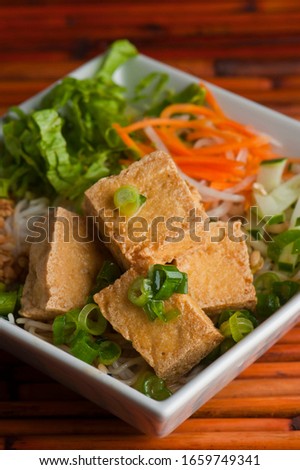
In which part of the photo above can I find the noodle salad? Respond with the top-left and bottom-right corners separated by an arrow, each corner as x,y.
1,40 -> 300,400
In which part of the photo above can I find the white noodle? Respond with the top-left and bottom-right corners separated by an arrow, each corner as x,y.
143,126 -> 169,153
5,197 -> 49,255
207,201 -> 232,218
193,136 -> 223,148
236,148 -> 248,163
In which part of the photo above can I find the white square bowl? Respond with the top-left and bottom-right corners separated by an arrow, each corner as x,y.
1,54 -> 300,437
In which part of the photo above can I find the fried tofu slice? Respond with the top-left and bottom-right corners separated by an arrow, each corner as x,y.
20,207 -> 107,321
94,268 -> 223,382
84,151 -> 207,270
174,221 -> 257,314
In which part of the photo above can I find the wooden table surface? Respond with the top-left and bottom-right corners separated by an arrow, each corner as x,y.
1,0 -> 300,450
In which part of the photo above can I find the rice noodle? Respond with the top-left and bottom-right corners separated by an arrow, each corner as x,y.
193,136 -> 223,149
207,201 -> 232,218
144,126 -> 169,153
177,168 -> 245,202
5,197 -> 49,255
236,148 -> 248,163
225,175 -> 256,195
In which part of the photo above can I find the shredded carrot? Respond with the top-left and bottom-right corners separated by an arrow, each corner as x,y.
121,118 -> 212,134
160,103 -> 215,119
193,136 -> 269,156
113,84 -> 283,197
112,123 -> 143,157
201,83 -> 227,118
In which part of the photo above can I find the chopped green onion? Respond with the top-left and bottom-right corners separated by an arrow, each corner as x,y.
219,311 -> 254,343
97,340 -> 121,365
272,281 -> 299,304
267,213 -> 285,225
70,331 -> 100,365
148,264 -> 188,300
113,185 -> 146,216
95,261 -> 121,291
128,276 -> 153,307
0,291 -> 18,316
220,337 -> 236,354
143,299 -> 165,321
52,308 -> 80,345
217,309 -> 256,328
229,313 -> 254,342
254,272 -> 281,295
87,260 -> 121,302
256,293 -> 281,318
78,303 -> 107,336
133,370 -> 172,401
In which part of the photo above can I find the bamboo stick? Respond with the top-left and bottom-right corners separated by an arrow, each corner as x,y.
194,396 -> 300,418
0,401 -> 108,419
216,378 -> 300,398
209,76 -> 273,91
258,344 -> 300,362
239,362 -> 300,379
9,431 -> 300,450
0,417 -> 291,437
278,328 -> 300,344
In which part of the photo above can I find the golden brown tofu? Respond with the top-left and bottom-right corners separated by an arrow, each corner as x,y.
84,151 -> 207,270
94,268 -> 223,382
20,207 -> 107,321
174,221 -> 257,314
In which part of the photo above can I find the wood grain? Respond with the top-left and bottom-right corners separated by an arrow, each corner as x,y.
9,431 -> 300,450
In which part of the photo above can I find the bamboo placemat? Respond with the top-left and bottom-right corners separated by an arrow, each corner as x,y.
1,0 -> 300,450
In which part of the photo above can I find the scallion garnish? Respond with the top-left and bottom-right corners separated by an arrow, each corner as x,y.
113,185 -> 146,216
127,276 -> 153,307
254,273 -> 299,318
133,370 -> 172,401
78,303 -> 107,336
256,293 -> 281,318
127,264 -> 188,322
70,331 -> 100,365
254,272 -> 281,295
219,311 -> 254,343
143,299 -> 165,322
148,264 -> 188,300
97,340 -> 121,365
52,308 -> 80,345
0,290 -> 18,316
272,280 -> 299,304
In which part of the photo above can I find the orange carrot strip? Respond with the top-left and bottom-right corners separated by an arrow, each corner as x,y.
160,103 -> 216,119
193,136 -> 269,156
155,128 -> 194,156
173,156 -> 244,169
112,123 -> 143,157
181,167 -> 241,182
122,118 -> 213,134
201,83 -> 227,118
217,120 -> 257,137
186,128 -> 237,142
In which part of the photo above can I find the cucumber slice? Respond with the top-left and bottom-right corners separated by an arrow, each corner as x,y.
257,158 -> 287,193
267,229 -> 300,262
290,197 -> 300,228
278,242 -> 299,273
254,173 -> 300,217
266,213 -> 285,225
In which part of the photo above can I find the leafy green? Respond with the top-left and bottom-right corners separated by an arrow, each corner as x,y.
0,40 -> 138,203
